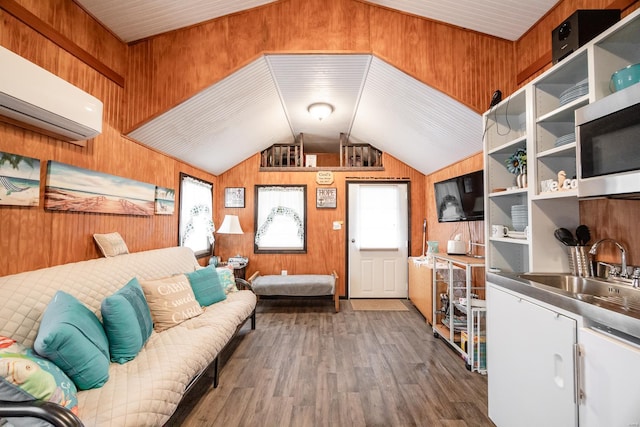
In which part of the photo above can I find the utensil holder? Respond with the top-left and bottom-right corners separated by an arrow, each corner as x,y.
568,246 -> 591,277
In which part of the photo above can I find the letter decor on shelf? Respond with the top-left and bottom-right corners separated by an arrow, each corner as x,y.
539,170 -> 578,193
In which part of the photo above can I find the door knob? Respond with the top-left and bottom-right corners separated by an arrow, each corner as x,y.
351,239 -> 355,243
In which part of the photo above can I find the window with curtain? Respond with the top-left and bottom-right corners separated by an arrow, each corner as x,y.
254,185 -> 306,253
179,173 -> 214,257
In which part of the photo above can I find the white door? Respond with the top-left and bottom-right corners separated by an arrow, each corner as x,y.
348,183 -> 408,298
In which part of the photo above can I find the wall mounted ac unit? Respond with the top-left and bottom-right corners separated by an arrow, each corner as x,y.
0,46 -> 103,146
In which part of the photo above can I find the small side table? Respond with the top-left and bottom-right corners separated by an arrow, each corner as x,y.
232,264 -> 246,280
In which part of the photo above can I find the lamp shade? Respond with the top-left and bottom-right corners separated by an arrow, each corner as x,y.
217,215 -> 244,234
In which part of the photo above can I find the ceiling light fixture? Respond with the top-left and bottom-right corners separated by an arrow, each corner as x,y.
307,102 -> 334,121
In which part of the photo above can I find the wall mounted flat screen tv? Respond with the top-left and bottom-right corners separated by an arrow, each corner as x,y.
435,170 -> 484,222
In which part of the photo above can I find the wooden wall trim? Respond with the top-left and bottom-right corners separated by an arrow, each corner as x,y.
516,50 -> 552,85
0,0 -> 125,87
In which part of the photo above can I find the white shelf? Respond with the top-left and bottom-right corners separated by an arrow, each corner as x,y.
531,190 -> 578,200
488,188 -> 528,198
537,143 -> 576,158
490,237 -> 529,245
488,135 -> 527,155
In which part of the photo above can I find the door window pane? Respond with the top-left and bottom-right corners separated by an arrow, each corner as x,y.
358,185 -> 400,249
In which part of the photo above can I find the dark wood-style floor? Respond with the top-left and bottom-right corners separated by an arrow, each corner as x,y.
168,299 -> 496,427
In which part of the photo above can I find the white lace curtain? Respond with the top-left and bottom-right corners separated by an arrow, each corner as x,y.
255,186 -> 305,251
179,175 -> 214,256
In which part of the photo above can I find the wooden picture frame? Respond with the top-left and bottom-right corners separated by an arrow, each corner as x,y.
225,187 -> 245,208
316,187 -> 337,209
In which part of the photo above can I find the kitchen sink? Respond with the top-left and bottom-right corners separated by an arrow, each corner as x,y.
518,273 -> 640,314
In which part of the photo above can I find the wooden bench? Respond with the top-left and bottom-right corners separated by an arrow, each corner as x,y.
248,271 -> 339,312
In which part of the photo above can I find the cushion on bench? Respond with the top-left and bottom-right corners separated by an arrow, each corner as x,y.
251,274 -> 335,297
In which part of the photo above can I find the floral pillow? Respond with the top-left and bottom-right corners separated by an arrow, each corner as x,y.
0,336 -> 78,424
216,267 -> 238,294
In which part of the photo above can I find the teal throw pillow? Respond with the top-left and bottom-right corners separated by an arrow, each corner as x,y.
34,291 -> 110,390
101,278 -> 153,364
216,267 -> 238,294
186,266 -> 227,306
0,336 -> 79,426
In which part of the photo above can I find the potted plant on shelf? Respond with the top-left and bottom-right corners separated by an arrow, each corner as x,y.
506,148 -> 527,188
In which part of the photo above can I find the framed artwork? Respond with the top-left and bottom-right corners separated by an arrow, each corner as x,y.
154,186 -> 175,215
225,187 -> 245,208
316,187 -> 337,209
0,151 -> 40,207
45,161 -> 155,215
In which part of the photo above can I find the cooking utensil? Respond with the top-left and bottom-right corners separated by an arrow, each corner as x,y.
554,228 -> 577,246
575,225 -> 591,246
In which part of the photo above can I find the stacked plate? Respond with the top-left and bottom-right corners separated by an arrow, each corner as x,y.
555,132 -> 576,147
511,204 -> 528,232
559,78 -> 589,105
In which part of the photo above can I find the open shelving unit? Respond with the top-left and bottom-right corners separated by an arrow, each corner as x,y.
431,253 -> 486,373
483,8 -> 640,274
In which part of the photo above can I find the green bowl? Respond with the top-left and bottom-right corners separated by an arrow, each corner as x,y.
611,63 -> 640,92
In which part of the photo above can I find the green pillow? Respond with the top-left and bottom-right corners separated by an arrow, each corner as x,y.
0,336 -> 78,426
101,278 -> 153,364
186,266 -> 227,306
34,291 -> 110,390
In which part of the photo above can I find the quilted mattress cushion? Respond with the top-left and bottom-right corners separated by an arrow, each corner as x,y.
0,247 -> 200,349
77,290 -> 256,426
252,274 -> 335,296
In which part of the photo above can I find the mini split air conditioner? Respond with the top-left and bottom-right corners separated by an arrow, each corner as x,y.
0,46 -> 103,145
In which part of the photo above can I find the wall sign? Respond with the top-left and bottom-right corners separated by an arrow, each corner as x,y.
316,171 -> 334,185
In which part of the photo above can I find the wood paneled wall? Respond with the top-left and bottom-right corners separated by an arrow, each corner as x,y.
0,1 -> 216,276
124,0 -> 514,133
424,153 -> 485,256
216,153 -> 425,297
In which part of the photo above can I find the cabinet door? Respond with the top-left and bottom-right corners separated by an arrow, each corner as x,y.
579,328 -> 640,427
487,284 -> 577,427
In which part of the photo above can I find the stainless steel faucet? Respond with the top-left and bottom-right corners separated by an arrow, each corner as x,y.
589,238 -> 628,278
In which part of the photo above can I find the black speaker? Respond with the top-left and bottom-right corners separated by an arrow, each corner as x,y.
552,9 -> 620,64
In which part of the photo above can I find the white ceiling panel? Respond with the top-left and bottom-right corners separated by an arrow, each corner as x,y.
365,0 -> 560,40
350,57 -> 482,173
128,57 -> 291,175
84,1 -> 560,175
267,54 -> 372,153
76,0 -> 277,42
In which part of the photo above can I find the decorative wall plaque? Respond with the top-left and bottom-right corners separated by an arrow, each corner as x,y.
315,171 -> 334,185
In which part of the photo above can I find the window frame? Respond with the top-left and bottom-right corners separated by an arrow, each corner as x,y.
254,184 -> 307,254
178,173 -> 214,258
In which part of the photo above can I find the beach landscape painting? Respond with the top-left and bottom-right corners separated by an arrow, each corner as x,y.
0,152 -> 40,207
45,161 -> 155,215
155,186 -> 175,215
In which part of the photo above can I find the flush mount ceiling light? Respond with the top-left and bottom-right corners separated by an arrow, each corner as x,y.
307,102 -> 334,121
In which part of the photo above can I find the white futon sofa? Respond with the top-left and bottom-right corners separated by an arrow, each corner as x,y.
0,247 -> 257,426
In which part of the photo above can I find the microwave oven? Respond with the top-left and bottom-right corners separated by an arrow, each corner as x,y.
576,83 -> 640,198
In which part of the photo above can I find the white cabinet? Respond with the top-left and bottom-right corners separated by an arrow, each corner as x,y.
487,283 -> 578,427
579,327 -> 640,427
483,8 -> 640,274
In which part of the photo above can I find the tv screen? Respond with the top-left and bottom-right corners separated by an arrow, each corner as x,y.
435,170 -> 484,222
